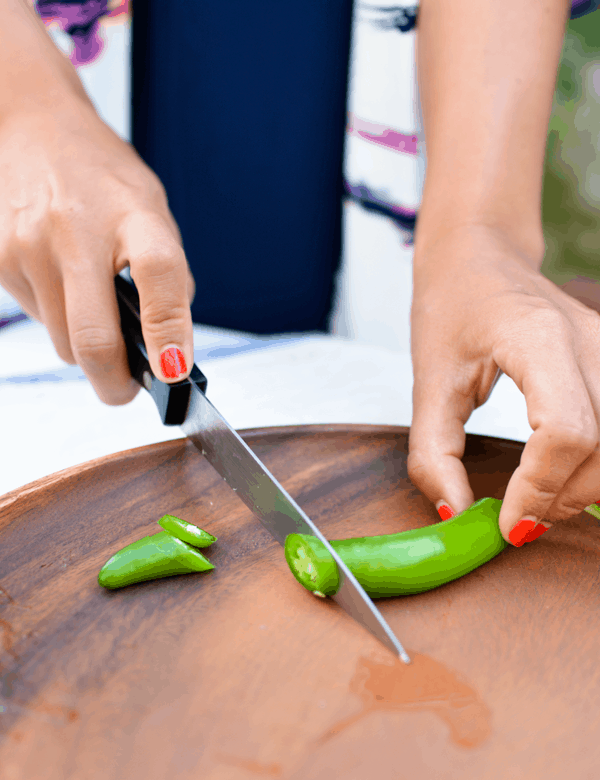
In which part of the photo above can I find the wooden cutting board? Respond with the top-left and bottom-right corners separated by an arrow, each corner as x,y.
0,424 -> 598,780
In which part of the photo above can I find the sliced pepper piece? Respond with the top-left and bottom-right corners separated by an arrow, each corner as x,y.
98,530 -> 214,589
158,514 -> 217,548
285,497 -> 507,598
583,503 -> 600,521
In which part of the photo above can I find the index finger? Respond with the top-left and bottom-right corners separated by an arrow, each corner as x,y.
498,338 -> 597,546
117,212 -> 194,384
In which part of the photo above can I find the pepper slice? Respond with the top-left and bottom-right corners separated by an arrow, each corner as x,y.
98,530 -> 214,589
284,497 -> 507,598
158,514 -> 217,548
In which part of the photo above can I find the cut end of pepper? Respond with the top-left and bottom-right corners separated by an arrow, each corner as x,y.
583,504 -> 600,521
158,514 -> 217,548
284,533 -> 339,596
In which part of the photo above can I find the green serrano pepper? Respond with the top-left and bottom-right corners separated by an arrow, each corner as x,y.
157,514 -> 217,547
98,530 -> 214,589
284,497 -> 506,598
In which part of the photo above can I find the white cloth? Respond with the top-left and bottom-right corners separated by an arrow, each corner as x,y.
0,318 -> 532,497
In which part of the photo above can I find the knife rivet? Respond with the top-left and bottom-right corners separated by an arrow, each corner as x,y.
142,370 -> 153,392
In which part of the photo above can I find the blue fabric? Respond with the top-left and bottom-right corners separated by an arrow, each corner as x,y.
132,2 -> 354,334
27,1 -> 600,337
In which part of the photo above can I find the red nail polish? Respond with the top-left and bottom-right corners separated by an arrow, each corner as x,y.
508,518 -> 536,547
437,504 -> 455,521
523,523 -> 549,543
160,347 -> 187,379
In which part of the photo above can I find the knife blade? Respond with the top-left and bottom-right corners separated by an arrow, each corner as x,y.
115,274 -> 410,663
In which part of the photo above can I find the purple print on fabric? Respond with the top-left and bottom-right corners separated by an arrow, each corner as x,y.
35,0 -> 111,65
344,181 -> 416,244
347,113 -> 418,156
359,4 -> 418,33
0,312 -> 28,330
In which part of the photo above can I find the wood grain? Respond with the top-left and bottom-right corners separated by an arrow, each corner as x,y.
0,424 -> 598,779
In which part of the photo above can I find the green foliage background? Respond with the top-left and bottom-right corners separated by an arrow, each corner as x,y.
543,11 -> 600,284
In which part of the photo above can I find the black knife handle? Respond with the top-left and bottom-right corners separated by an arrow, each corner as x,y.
114,274 -> 207,426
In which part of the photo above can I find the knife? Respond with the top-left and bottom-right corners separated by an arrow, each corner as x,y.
114,274 -> 410,663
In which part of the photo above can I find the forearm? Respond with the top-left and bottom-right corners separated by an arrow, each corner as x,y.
415,0 -> 570,265
0,0 -> 91,120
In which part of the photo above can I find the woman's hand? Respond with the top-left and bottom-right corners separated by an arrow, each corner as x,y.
0,105 -> 195,405
0,0 -> 194,405
413,0 -> 575,544
409,225 -> 600,545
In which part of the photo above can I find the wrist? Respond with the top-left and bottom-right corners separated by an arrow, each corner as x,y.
0,92 -> 102,151
413,219 -> 546,275
0,54 -> 92,123
0,0 -> 91,123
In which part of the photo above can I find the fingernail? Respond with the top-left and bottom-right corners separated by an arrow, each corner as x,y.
159,346 -> 187,379
522,522 -> 550,543
508,517 -> 537,547
436,503 -> 455,521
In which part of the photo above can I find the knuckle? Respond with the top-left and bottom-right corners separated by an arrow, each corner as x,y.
546,424 -> 598,455
141,304 -> 190,338
13,227 -> 41,253
407,450 -> 432,486
145,173 -> 168,202
104,165 -> 166,201
125,166 -> 167,200
9,212 -> 46,254
71,325 -> 121,368
548,497 -> 587,521
504,304 -> 569,347
133,242 -> 184,276
524,300 -> 566,326
521,474 -> 557,499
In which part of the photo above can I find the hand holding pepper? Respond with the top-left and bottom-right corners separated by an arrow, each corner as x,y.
409,227 -> 600,545
408,0 -> 594,546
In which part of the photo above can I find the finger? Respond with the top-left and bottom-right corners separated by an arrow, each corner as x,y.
19,256 -> 78,365
408,361 -> 477,521
498,338 -> 597,546
542,358 -> 600,522
2,243 -> 75,361
32,276 -> 76,365
187,266 -> 196,305
543,446 -> 600,523
118,212 -> 193,383
0,266 -> 41,321
63,259 -> 139,406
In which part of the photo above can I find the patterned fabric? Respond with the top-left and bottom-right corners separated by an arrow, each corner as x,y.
343,0 -> 600,246
7,0 -> 597,337
30,0 -> 600,250
34,0 -> 128,65
343,3 -> 420,245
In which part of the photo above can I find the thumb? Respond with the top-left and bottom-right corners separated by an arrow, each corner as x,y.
118,212 -> 194,383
